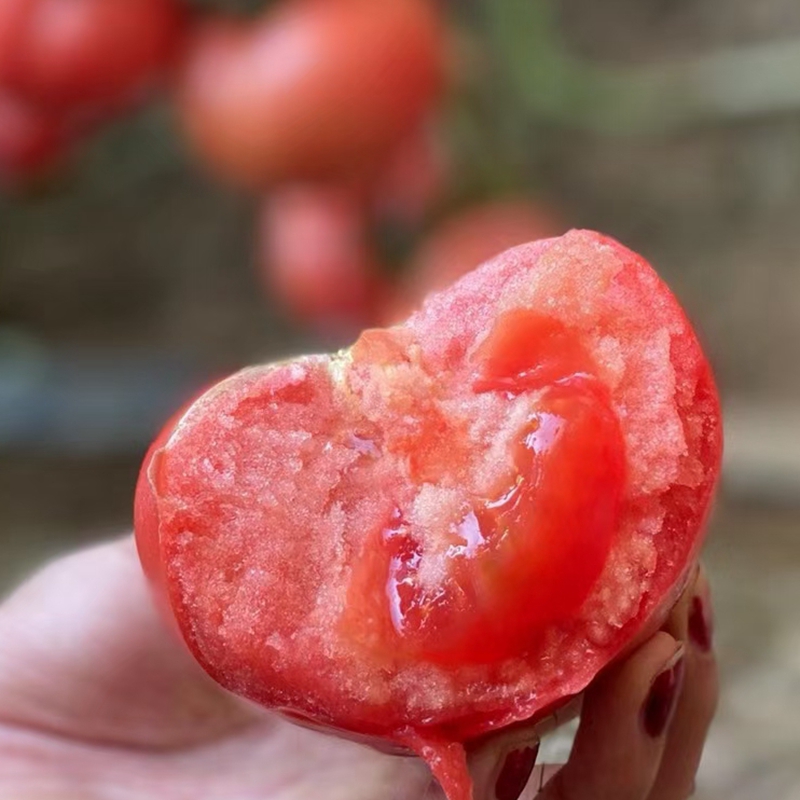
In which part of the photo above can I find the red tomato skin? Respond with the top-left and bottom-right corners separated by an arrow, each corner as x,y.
0,0 -> 32,82
134,384 -> 220,603
178,0 -> 446,188
134,421 -> 172,597
0,0 -> 186,112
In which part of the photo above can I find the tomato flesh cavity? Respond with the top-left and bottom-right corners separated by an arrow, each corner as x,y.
135,231 -> 722,800
346,310 -> 625,666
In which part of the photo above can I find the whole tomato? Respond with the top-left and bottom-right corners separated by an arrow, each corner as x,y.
0,0 -> 185,113
178,0 -> 445,188
258,184 -> 385,331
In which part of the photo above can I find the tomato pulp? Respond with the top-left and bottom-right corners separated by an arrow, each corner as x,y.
343,311 -> 625,668
135,230 -> 722,800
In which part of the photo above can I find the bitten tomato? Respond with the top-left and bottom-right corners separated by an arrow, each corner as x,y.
177,0 -> 445,188
135,231 -> 722,800
258,184 -> 385,331
0,0 -> 185,113
0,90 -> 64,182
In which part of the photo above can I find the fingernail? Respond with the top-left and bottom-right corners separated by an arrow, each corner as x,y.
494,742 -> 539,800
688,593 -> 713,652
642,648 -> 685,738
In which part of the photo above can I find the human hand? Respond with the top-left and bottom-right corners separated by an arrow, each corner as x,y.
0,538 -> 716,800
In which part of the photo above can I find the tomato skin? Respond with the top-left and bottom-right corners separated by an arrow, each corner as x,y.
0,90 -> 65,182
134,384 -> 219,604
258,185 -> 385,330
134,411 -> 181,600
0,0 -> 32,81
178,0 -> 445,188
0,0 -> 186,113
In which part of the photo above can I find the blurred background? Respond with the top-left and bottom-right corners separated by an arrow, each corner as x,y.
1,0 -> 799,798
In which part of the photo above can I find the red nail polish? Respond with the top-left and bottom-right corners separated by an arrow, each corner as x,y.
642,652 -> 685,737
688,594 -> 713,652
495,742 -> 539,800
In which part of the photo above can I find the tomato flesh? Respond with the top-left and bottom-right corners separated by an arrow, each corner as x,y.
352,311 -> 626,665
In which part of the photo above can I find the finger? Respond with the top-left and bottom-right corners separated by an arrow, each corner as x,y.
648,567 -> 718,800
539,632 -> 686,800
463,724 -> 542,800
660,562 -> 700,643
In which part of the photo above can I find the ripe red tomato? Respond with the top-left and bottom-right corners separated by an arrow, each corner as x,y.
258,185 -> 385,331
177,0 -> 445,188
0,89 -> 64,182
0,0 -> 185,113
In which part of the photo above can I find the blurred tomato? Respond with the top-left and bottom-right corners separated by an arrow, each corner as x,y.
372,121 -> 448,225
259,185 -> 385,331
386,199 -> 564,321
0,0 -> 32,76
0,90 -> 64,182
178,0 -> 445,189
0,0 -> 185,113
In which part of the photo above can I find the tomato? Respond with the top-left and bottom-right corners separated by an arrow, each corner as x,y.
134,381 -> 225,610
177,0 -> 445,188
372,121 -> 448,225
0,89 -> 64,182
258,184 -> 385,330
0,0 -> 32,81
135,231 -> 721,800
0,0 -> 185,113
